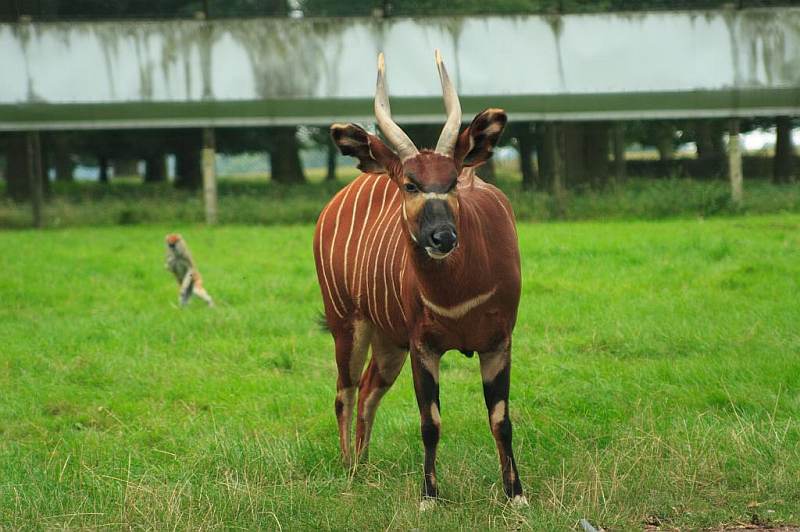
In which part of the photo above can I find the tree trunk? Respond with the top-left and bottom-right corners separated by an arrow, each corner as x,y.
326,135 -> 337,181
710,122 -> 726,160
656,138 -> 674,160
38,136 -> 51,195
774,116 -> 795,184
694,119 -> 725,178
98,155 -> 109,183
585,122 -> 610,189
537,123 -> 554,190
113,159 -> 140,178
5,133 -> 32,201
612,122 -> 626,185
268,127 -> 305,184
144,153 -> 166,183
516,123 -> 537,189
51,135 -> 74,182
654,123 -> 675,161
174,134 -> 202,190
695,121 -> 712,159
563,123 -> 587,187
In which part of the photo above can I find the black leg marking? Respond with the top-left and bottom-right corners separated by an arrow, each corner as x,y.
411,350 -> 441,501
481,355 -> 524,500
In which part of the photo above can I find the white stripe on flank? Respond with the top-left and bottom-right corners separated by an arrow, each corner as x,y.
362,185 -> 398,328
399,247 -> 408,303
420,286 -> 497,320
352,177 -> 380,301
370,199 -> 400,330
318,199 -> 345,318
381,214 -> 402,330
358,178 -> 390,307
342,177 -> 370,293
361,179 -> 391,325
387,216 -> 407,326
328,181 -> 356,316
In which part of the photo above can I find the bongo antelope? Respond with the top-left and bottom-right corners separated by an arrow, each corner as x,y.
314,51 -> 525,507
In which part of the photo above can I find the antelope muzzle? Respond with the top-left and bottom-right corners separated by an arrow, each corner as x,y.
420,200 -> 457,259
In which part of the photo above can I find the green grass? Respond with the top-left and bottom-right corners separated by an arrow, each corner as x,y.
2,177 -> 800,228
1,216 -> 799,529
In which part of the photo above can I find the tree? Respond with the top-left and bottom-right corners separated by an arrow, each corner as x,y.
612,122 -> 626,185
651,122 -> 677,161
298,0 -> 623,17
64,130 -> 147,184
98,155 -> 110,183
304,126 -> 338,181
774,116 -> 796,184
536,123 -> 557,191
144,153 -> 167,183
173,129 -> 202,189
1,132 -> 50,201
693,120 -> 725,160
207,0 -> 288,17
562,123 -> 589,188
584,121 -> 610,189
325,134 -> 337,181
508,122 -> 538,189
47,132 -> 75,182
267,127 -> 306,184
3,134 -> 32,201
689,119 -> 726,178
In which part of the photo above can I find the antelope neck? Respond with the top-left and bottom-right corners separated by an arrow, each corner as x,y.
408,199 -> 492,313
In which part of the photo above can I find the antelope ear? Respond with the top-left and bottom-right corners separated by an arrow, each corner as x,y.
330,123 -> 401,174
453,108 -> 507,168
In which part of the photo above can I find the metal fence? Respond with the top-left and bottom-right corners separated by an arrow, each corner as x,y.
1,0 -> 796,21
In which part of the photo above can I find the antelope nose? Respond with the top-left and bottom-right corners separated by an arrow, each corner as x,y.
430,227 -> 457,253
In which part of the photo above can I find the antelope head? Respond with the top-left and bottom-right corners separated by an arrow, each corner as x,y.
331,50 -> 507,260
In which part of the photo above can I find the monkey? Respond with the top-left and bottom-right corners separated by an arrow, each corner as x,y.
165,233 -> 214,307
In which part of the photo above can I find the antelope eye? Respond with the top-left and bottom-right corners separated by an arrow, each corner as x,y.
404,182 -> 419,193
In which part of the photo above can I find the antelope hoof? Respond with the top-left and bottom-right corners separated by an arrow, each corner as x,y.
341,454 -> 354,470
510,495 -> 529,508
419,498 -> 437,512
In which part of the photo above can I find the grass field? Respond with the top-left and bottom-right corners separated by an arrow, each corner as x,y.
1,215 -> 799,530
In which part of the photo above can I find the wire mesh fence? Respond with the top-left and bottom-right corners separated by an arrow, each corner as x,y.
1,0 -> 796,21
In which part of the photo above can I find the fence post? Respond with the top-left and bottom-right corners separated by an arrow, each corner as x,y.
202,127 -> 218,225
26,131 -> 44,228
728,118 -> 743,205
